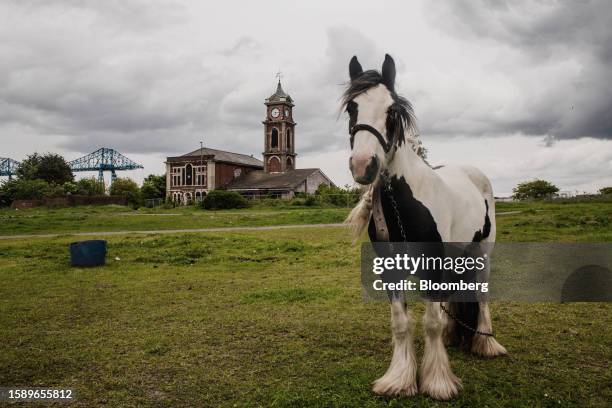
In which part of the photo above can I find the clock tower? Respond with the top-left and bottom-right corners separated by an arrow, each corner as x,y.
263,78 -> 296,173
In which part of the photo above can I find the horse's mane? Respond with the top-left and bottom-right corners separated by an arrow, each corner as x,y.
342,70 -> 426,243
341,70 -> 421,152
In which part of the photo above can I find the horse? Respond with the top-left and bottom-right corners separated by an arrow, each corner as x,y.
343,54 -> 507,400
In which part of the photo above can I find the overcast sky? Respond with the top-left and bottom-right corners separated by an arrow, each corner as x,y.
1,0 -> 611,195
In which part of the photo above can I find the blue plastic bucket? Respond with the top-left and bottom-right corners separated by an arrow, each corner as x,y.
69,240 -> 107,267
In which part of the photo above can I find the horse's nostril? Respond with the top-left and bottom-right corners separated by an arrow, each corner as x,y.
364,156 -> 379,180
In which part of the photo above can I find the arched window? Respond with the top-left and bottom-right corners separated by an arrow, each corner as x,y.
286,128 -> 291,150
185,164 -> 193,186
268,156 -> 281,172
286,157 -> 293,170
271,128 -> 279,148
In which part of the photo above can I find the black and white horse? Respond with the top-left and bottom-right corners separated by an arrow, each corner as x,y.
344,54 -> 507,400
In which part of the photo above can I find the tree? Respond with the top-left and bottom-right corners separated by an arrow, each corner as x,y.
76,177 -> 105,196
0,179 -> 51,205
599,187 -> 612,195
17,153 -> 74,184
141,174 -> 166,199
109,178 -> 141,206
512,179 -> 559,200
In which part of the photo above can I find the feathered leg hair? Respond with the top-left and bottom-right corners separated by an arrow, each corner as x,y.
344,185 -> 373,244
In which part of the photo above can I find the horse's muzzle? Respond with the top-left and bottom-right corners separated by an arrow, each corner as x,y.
350,155 -> 379,185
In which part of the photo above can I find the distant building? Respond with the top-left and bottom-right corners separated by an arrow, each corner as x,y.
165,79 -> 333,203
165,148 -> 263,203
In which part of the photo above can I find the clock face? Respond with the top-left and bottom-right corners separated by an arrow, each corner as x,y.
271,108 -> 280,118
285,109 -> 290,117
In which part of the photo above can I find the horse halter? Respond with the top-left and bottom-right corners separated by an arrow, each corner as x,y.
350,124 -> 391,153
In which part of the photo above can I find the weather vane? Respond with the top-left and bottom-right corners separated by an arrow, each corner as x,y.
276,69 -> 283,82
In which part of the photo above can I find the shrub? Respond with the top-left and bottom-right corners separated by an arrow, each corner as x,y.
201,190 -> 248,210
0,178 -> 50,205
291,198 -> 306,206
261,198 -> 282,206
43,183 -> 65,198
109,178 -> 141,207
315,184 -> 361,207
162,197 -> 177,209
76,177 -> 105,196
289,195 -> 318,206
63,182 -> 78,195
304,195 -> 317,206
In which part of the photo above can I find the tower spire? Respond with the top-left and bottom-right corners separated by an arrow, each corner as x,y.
275,70 -> 284,94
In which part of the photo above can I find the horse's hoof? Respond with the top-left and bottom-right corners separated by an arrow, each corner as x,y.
471,335 -> 507,358
419,369 -> 462,400
372,373 -> 418,397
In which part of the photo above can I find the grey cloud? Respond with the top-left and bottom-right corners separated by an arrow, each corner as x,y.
430,1 -> 610,60
425,0 -> 612,140
0,0 -> 235,155
1,0 -> 610,194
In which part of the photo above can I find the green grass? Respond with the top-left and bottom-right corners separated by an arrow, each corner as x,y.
2,199 -> 610,238
0,202 -> 610,407
0,204 -> 349,235
495,201 -> 611,241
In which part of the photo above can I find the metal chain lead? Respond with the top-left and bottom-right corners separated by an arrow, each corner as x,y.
440,304 -> 494,337
380,171 -> 494,338
381,171 -> 407,243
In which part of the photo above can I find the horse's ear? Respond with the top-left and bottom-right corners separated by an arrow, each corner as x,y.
381,54 -> 396,92
349,56 -> 363,81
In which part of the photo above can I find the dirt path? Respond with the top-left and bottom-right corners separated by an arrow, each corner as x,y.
0,223 -> 346,240
0,211 -> 524,241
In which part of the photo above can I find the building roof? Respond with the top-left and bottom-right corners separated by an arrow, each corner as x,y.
266,80 -> 293,103
226,168 -> 325,190
168,147 -> 263,168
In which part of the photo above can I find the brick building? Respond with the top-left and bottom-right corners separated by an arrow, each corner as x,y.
165,80 -> 333,203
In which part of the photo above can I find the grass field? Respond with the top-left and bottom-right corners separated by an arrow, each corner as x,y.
0,205 -> 349,236
0,201 -> 610,407
1,200 -> 609,238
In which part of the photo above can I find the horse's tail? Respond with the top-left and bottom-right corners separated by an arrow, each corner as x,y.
447,302 -> 480,349
344,186 -> 373,244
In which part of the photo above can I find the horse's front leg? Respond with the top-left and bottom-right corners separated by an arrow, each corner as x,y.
372,301 -> 418,396
420,302 -> 462,400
